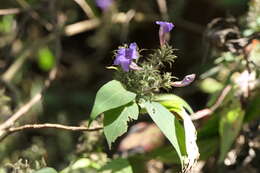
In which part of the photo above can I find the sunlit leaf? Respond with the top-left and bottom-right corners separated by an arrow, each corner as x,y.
181,109 -> 200,171
154,94 -> 193,116
104,102 -> 139,148
143,101 -> 186,167
100,158 -> 133,173
34,167 -> 58,173
218,104 -> 244,163
60,158 -> 106,173
89,80 -> 136,125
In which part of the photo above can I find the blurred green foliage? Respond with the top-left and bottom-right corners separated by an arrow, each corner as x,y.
0,0 -> 259,173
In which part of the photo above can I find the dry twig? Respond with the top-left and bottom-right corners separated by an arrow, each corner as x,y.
73,0 -> 95,19
191,85 -> 232,120
8,123 -> 103,133
0,8 -> 21,15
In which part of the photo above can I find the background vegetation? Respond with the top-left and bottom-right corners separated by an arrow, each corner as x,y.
0,0 -> 259,173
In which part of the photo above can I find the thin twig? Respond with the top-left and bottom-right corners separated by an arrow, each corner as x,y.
8,123 -> 103,133
73,0 -> 95,19
0,1 -> 61,140
156,0 -> 169,20
0,8 -> 21,15
16,0 -> 53,30
191,85 -> 232,120
64,18 -> 100,36
0,93 -> 42,131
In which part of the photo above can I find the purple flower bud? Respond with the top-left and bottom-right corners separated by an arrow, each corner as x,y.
155,21 -> 174,46
114,43 -> 139,72
171,74 -> 196,87
96,0 -> 113,11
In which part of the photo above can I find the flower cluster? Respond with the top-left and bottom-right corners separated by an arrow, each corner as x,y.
112,21 -> 195,99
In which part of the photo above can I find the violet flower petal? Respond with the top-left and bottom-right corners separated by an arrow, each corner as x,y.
155,21 -> 174,46
96,0 -> 113,11
113,43 -> 139,72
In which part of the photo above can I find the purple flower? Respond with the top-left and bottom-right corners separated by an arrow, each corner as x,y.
114,43 -> 139,72
96,0 -> 113,11
156,21 -> 174,46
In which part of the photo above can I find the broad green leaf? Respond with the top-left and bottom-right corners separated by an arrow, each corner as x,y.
89,80 -> 136,124
144,101 -> 186,167
198,137 -> 219,160
197,113 -> 220,139
34,167 -> 58,173
154,94 -> 193,116
218,105 -> 245,163
100,158 -> 133,173
245,94 -> 260,122
104,102 -> 139,148
38,47 -> 55,71
145,146 -> 180,164
128,156 -> 147,173
181,109 -> 199,170
145,137 -> 218,164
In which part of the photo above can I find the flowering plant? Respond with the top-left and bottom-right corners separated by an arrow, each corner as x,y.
89,21 -> 199,172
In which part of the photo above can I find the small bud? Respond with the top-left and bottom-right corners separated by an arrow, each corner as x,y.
171,74 -> 196,87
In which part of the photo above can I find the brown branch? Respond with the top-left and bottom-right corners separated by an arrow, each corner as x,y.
8,123 -> 103,133
0,8 -> 21,15
0,1 -> 62,140
0,93 -> 42,131
156,0 -> 169,20
73,0 -> 95,19
16,0 -> 53,31
191,85 -> 232,120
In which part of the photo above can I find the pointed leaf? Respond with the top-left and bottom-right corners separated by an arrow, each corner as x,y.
218,105 -> 244,163
89,80 -> 136,124
100,158 -> 133,173
104,102 -> 139,148
144,101 -> 186,167
181,109 -> 200,171
154,94 -> 194,116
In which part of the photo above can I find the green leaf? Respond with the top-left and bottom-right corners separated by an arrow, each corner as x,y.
197,113 -> 220,139
199,78 -> 223,94
0,15 -> 14,33
89,80 -> 136,124
100,158 -> 133,173
154,94 -> 193,116
145,146 -> 180,164
245,94 -> 260,122
38,47 -> 55,71
143,101 -> 186,167
34,167 -> 58,173
218,105 -> 245,163
104,102 -> 139,148
198,137 -> 219,160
